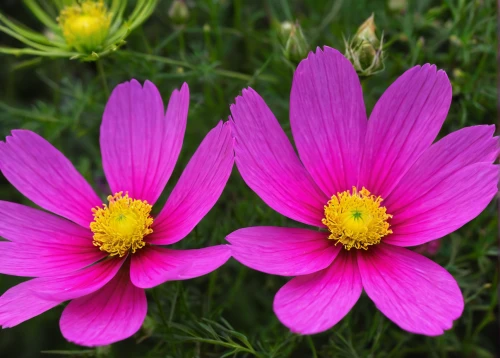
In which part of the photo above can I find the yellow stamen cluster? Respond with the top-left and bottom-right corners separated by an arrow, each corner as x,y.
58,0 -> 111,52
91,192 -> 153,257
322,187 -> 392,250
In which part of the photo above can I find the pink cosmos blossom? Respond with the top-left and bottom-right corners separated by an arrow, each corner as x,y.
226,46 -> 499,336
0,80 -> 234,346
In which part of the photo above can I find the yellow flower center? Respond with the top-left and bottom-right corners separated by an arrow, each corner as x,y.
90,192 -> 153,257
322,187 -> 392,250
58,0 -> 111,52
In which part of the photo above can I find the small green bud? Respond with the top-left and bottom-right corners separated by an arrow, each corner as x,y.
278,21 -> 294,44
168,0 -> 190,26
387,0 -> 408,13
451,68 -> 466,96
452,68 -> 465,79
416,36 -> 425,49
280,21 -> 309,63
136,315 -> 156,343
95,345 -> 112,358
449,35 -> 462,47
345,14 -> 384,76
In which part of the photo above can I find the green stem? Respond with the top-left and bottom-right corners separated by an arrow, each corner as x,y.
151,288 -> 169,329
306,336 -> 318,358
168,284 -> 179,324
96,59 -> 109,96
122,50 -> 277,83
179,28 -> 186,60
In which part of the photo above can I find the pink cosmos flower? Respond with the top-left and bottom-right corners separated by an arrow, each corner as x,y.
0,79 -> 234,346
226,46 -> 499,336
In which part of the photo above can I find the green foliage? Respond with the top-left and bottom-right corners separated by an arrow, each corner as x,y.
0,0 -> 497,356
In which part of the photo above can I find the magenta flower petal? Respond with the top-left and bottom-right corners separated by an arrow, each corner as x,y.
359,65 -> 452,198
33,257 -> 125,301
60,268 -> 146,347
385,126 -> 499,246
101,80 -> 189,205
357,244 -> 463,336
130,245 -> 231,288
0,201 -> 93,247
386,162 -> 497,246
273,250 -> 362,334
0,280 -> 63,328
0,242 -> 105,277
226,226 -> 340,276
230,88 -> 327,227
290,46 -> 367,196
0,130 -> 101,227
387,125 -> 498,209
149,121 -> 233,245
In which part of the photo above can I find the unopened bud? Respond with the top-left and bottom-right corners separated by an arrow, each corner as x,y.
95,345 -> 111,357
449,35 -> 462,47
416,36 -> 425,48
387,0 -> 408,13
280,21 -> 309,63
278,21 -> 294,44
57,0 -> 111,53
452,68 -> 465,79
345,14 -> 384,76
451,68 -> 466,96
169,0 -> 190,26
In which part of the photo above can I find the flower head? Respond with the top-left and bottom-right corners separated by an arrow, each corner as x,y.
90,192 -> 153,256
227,46 -> 498,336
0,80 -> 234,346
322,187 -> 392,250
0,0 -> 158,61
58,0 -> 112,52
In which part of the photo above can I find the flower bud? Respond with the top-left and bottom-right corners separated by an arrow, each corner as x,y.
278,21 -> 294,44
168,0 -> 190,26
57,0 -> 112,53
387,0 -> 408,13
345,14 -> 384,76
280,21 -> 309,63
416,36 -> 425,49
95,345 -> 111,357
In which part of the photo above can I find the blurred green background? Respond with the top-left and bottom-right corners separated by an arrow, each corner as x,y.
0,0 -> 497,357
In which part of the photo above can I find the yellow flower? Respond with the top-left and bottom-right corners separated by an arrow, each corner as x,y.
0,0 -> 158,61
58,0 -> 112,52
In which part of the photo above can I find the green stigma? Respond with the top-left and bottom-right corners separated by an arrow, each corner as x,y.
351,210 -> 362,220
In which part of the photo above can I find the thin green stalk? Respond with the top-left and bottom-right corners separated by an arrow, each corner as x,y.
151,287 -> 169,329
306,336 -> 318,358
122,50 -> 272,82
96,59 -> 109,96
168,284 -> 179,324
179,29 -> 186,60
